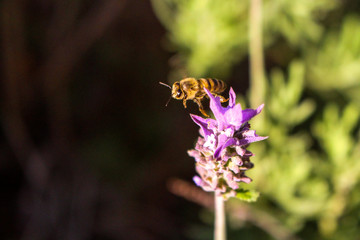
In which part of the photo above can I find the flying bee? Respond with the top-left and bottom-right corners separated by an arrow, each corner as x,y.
159,77 -> 228,117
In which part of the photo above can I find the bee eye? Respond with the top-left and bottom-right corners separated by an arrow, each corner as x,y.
177,91 -> 181,97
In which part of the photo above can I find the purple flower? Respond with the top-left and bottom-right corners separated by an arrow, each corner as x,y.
188,87 -> 267,199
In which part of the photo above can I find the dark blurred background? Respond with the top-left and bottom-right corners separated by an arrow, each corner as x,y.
0,0 -> 218,239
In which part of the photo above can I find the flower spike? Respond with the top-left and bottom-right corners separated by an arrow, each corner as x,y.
188,87 -> 267,199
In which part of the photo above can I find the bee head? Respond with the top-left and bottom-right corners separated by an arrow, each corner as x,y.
172,82 -> 184,99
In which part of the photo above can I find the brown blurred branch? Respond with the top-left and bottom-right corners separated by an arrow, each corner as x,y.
167,178 -> 301,240
167,177 -> 214,208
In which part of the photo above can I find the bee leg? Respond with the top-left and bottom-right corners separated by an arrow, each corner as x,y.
212,94 -> 228,103
217,95 -> 229,103
183,99 -> 188,108
194,99 -> 209,117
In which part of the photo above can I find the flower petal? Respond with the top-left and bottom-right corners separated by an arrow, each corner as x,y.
214,138 -> 237,159
193,176 -> 202,186
241,104 -> 264,123
205,88 -> 227,130
224,103 -> 243,129
237,135 -> 268,145
228,87 -> 236,108
206,118 -> 218,132
190,114 -> 213,139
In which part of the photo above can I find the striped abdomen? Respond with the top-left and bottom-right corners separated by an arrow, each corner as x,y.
198,78 -> 227,94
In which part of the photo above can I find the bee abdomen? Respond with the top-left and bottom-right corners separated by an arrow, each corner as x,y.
199,78 -> 226,93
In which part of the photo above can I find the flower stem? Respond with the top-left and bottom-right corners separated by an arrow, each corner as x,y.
214,194 -> 226,240
249,0 -> 266,108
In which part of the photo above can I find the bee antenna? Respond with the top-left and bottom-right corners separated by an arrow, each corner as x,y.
159,82 -> 171,89
159,82 -> 172,107
165,96 -> 172,107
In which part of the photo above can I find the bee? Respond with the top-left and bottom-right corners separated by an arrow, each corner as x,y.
159,77 -> 228,117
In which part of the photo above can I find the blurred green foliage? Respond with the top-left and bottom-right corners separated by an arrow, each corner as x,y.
151,0 -> 360,239
151,0 -> 336,78
152,0 -> 248,78
306,15 -> 360,105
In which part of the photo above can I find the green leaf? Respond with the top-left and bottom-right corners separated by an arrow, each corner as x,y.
235,189 -> 260,202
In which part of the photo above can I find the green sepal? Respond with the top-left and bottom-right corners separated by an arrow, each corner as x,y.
235,189 -> 260,202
